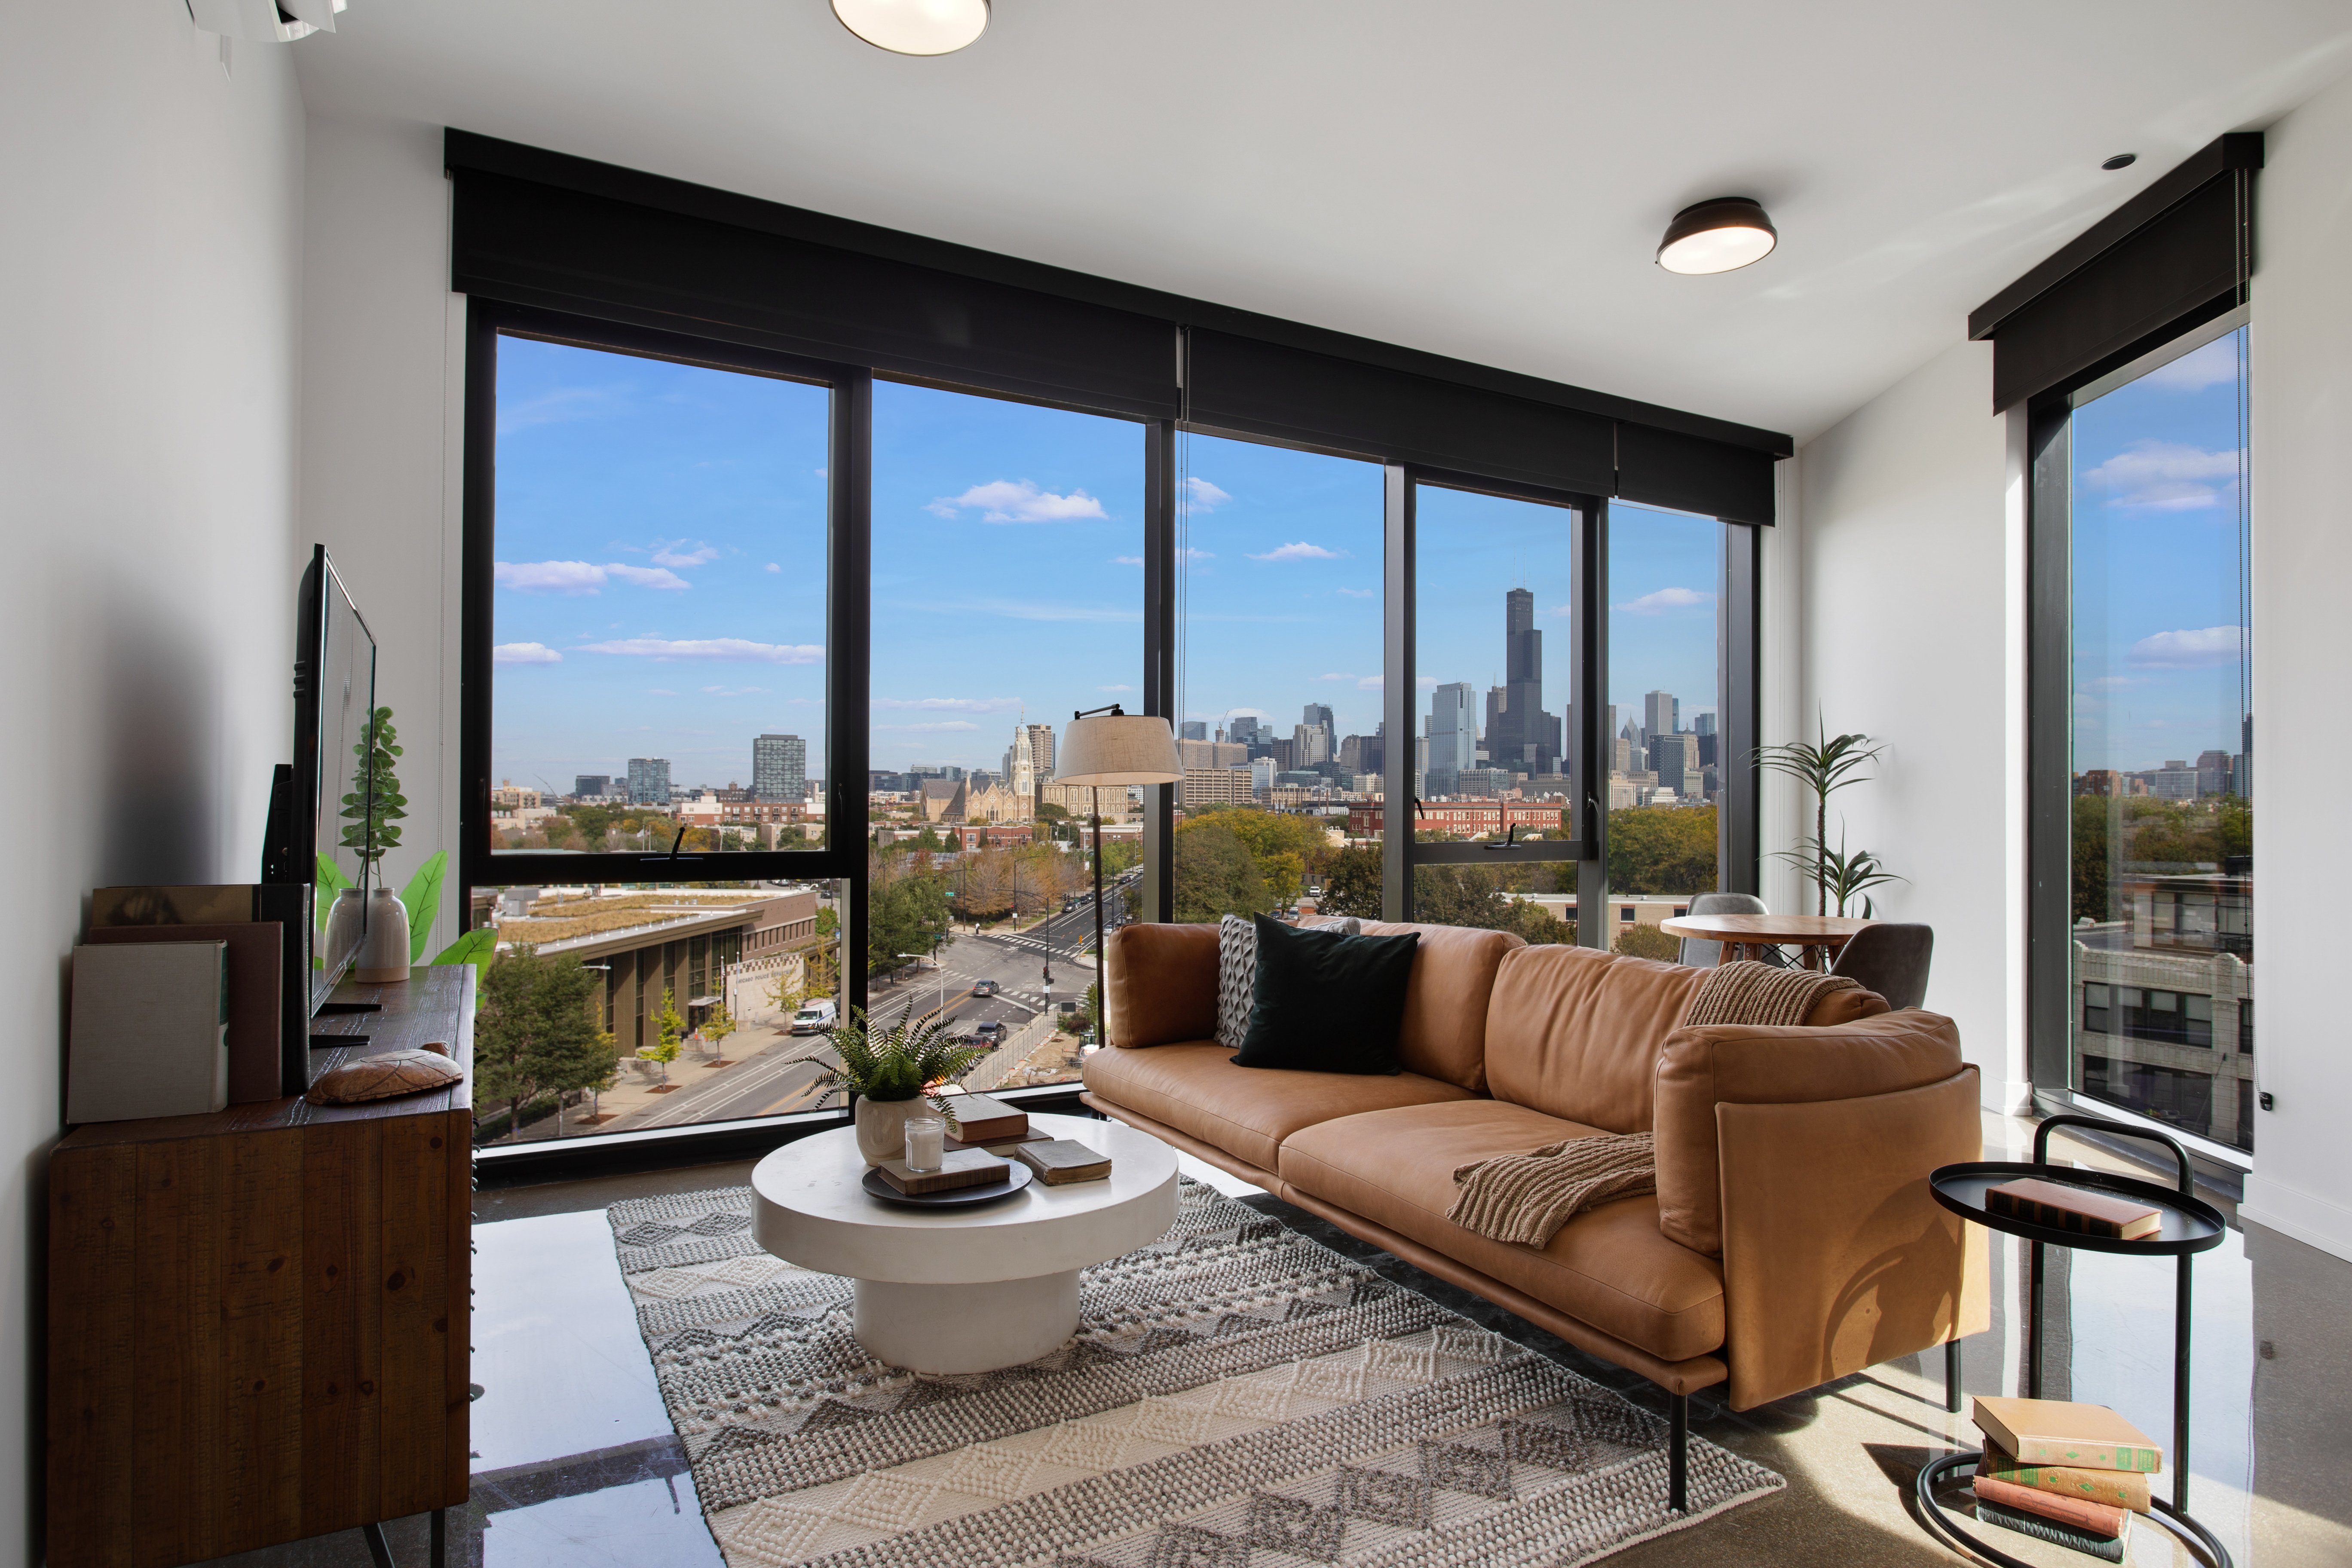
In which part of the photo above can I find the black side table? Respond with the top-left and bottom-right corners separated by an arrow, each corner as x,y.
1918,1114 -> 2232,1568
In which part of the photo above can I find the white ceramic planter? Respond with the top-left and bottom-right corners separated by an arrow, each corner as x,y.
354,887 -> 411,983
854,1097 -> 922,1166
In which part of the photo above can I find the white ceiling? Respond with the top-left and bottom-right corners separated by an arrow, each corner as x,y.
295,1 -> 2352,443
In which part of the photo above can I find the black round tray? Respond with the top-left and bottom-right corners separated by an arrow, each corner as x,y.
1915,1449 -> 2231,1568
860,1162 -> 1032,1208
1930,1160 -> 2227,1256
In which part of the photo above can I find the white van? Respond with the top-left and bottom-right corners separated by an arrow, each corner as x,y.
790,999 -> 839,1035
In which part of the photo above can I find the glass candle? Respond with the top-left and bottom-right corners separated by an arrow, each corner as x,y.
904,1116 -> 946,1173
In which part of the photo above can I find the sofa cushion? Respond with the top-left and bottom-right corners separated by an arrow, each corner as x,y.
1278,1100 -> 1726,1364
1234,916 -> 1420,1074
1104,923 -> 1221,1048
1653,1007 -> 1965,1256
1357,922 -> 1525,1093
1483,947 -> 1895,1134
1082,1042 -> 1473,1172
1483,947 -> 1703,1132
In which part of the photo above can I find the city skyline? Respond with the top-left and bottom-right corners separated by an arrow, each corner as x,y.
491,337 -> 1725,792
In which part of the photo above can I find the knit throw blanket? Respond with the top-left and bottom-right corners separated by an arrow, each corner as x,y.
1682,959 -> 1861,1029
1446,962 -> 1864,1248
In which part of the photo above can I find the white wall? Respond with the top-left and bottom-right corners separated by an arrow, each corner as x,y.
2242,70 -> 2352,1261
298,115 -> 464,949
0,6 -> 306,1559
1782,342 -> 2023,1104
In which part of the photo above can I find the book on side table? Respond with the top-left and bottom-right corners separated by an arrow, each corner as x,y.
872,1150 -> 1010,1195
1014,1139 -> 1111,1185
1971,1497 -> 2128,1562
1972,1397 -> 2164,1473
1984,1176 -> 2163,1240
937,1093 -> 1027,1144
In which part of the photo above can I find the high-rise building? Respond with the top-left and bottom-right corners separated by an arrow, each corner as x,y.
1645,690 -> 1679,739
1228,714 -> 1264,747
1302,702 -> 1334,731
1004,722 -> 1056,818
753,733 -> 806,803
1178,739 -> 1248,770
1293,719 -> 1333,767
1694,713 -> 1717,738
1484,588 -> 1559,773
1428,683 -> 1476,772
2195,749 -> 2235,798
1179,720 -> 1207,742
573,774 -> 612,799
626,757 -> 672,805
1619,717 -> 1647,774
1650,732 -> 1699,797
1340,730 -> 1384,776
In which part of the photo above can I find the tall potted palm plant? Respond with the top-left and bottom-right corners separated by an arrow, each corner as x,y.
1755,723 -> 1906,916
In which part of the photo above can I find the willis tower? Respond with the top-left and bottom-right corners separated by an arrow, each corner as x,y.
1485,588 -> 1561,774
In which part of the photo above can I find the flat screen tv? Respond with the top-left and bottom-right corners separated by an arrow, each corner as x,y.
289,545 -> 377,1011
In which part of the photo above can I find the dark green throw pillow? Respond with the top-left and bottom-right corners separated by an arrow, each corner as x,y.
1231,913 -> 1420,1075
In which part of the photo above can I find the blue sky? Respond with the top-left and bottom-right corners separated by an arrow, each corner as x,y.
493,337 -> 1724,789
2070,329 -> 2250,775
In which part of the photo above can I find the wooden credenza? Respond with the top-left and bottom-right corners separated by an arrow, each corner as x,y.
48,965 -> 473,1567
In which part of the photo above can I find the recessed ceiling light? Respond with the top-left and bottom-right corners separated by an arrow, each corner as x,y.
1655,197 -> 1778,276
832,0 -> 989,55
2102,153 -> 2138,171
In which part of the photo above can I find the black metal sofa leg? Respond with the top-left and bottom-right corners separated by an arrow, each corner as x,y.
1945,1338 -> 1963,1414
1669,1392 -> 1688,1512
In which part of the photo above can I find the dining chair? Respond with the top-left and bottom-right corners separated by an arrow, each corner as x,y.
1676,891 -> 1785,968
1829,922 -> 1934,1011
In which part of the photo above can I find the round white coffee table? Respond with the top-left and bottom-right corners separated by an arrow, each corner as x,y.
750,1112 -> 1179,1374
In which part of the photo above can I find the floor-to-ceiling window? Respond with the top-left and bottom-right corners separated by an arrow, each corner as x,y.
2064,321 -> 2253,1151
1171,433 -> 1384,925
868,380 -> 1144,1088
1604,502 -> 1726,956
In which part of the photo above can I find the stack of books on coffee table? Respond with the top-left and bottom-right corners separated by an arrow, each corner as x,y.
1969,1397 -> 2160,1561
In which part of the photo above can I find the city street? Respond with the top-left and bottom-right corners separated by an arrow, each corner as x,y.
594,875 -> 1133,1133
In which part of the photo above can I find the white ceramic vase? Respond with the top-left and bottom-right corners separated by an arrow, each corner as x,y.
323,886 -> 368,973
354,886 -> 412,983
855,1097 -> 921,1166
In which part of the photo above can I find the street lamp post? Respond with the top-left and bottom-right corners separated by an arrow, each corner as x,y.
899,953 -> 943,1022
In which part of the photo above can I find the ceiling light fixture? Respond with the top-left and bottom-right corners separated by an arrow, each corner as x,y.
832,0 -> 989,55
1655,197 -> 1778,276
2102,153 -> 2138,171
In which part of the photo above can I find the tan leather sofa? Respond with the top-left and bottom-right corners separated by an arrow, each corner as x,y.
1081,921 -> 1989,1508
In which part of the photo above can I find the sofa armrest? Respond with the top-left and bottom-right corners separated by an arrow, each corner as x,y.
1716,1068 -> 1990,1409
1653,1007 -> 1963,1255
1104,922 -> 1221,1048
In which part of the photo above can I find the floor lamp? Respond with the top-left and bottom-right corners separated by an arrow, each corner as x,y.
1052,705 -> 1182,1050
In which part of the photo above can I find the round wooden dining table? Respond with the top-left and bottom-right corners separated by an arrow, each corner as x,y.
1656,913 -> 1876,971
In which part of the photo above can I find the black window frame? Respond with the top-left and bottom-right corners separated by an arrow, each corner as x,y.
458,216 -> 1774,1185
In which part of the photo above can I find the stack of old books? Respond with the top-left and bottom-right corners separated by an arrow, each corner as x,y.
937,1093 -> 1113,1185
1969,1397 -> 2160,1561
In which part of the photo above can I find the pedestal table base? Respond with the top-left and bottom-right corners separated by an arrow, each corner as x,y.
853,1271 -> 1081,1374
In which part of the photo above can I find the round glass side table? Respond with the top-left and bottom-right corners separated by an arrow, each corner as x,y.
1919,1114 -> 2233,1568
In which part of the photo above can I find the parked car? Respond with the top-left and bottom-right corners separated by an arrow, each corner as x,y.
789,999 -> 838,1035
971,979 -> 999,997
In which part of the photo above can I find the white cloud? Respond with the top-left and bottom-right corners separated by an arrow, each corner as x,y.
2143,337 -> 2238,393
1099,684 -> 1133,692
1354,675 -> 1439,690
873,697 -> 1022,713
1337,587 -> 1376,599
2128,626 -> 2245,668
494,560 -> 691,594
1181,547 -> 1215,563
2080,440 -> 2241,511
1248,542 -> 1344,562
1317,672 -> 1355,682
906,598 -> 1136,624
1182,477 -> 1232,511
764,562 -> 782,573
495,560 -> 608,595
495,385 -> 623,436
493,642 -> 562,665
927,479 -> 1109,523
651,540 -> 720,569
581,637 -> 825,663
699,685 -> 765,696
1112,555 -> 1145,567
1614,586 -> 1715,615
603,564 -> 692,590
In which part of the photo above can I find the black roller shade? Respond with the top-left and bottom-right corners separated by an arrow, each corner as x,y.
1617,421 -> 1775,527
1185,329 -> 1616,495
1973,134 -> 2259,412
451,171 -> 1179,420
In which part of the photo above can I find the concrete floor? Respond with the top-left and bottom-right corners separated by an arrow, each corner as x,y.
205,1113 -> 2352,1567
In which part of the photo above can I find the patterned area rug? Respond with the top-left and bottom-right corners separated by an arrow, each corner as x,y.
606,1179 -> 1781,1567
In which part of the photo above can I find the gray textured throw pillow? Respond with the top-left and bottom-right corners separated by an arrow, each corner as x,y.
1216,913 -> 1361,1050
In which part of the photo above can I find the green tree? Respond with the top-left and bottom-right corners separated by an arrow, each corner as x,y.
646,987 -> 686,1082
339,705 -> 406,877
1607,805 -> 1718,894
1613,922 -> 1681,961
868,867 -> 955,973
1317,845 -> 1382,918
473,945 -> 611,1137
703,996 -> 737,1059
1174,821 -> 1268,921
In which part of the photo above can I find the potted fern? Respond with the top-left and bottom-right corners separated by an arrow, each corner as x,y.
816,1006 -> 991,1165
